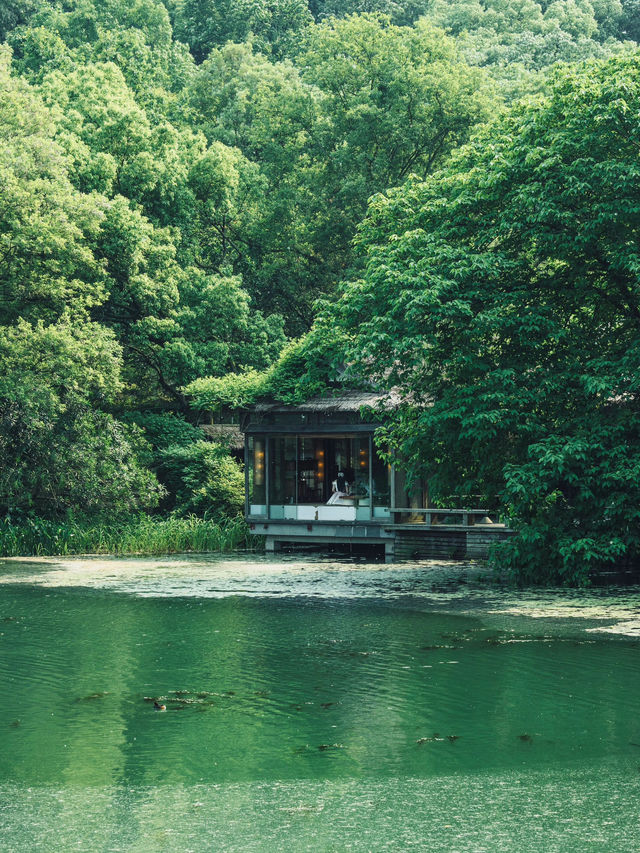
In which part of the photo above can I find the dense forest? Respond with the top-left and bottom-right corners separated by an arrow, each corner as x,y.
1,0 -> 639,581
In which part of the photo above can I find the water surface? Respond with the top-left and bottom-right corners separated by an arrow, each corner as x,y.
1,554 -> 639,851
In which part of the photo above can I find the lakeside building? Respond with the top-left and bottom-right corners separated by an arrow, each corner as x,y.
241,391 -> 511,561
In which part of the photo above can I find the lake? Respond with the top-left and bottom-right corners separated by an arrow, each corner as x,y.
0,554 -> 639,851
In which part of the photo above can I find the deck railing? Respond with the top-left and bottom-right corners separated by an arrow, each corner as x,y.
391,508 -> 505,527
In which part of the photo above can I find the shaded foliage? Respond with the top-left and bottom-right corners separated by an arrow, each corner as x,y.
0,318 -> 162,518
175,0 -> 313,62
157,441 -> 245,518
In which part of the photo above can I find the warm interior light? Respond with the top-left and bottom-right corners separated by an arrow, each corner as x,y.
254,440 -> 265,486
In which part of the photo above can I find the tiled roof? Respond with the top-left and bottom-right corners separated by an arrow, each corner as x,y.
253,389 -> 401,413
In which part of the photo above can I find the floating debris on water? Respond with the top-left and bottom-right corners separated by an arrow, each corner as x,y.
416,734 -> 447,744
420,645 -> 460,651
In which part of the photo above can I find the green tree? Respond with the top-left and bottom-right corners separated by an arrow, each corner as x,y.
39,61 -> 155,200
0,46 -> 107,323
185,369 -> 268,414
620,0 -> 640,41
120,411 -> 203,450
299,14 -> 495,240
423,0 -> 634,99
158,441 -> 245,517
187,140 -> 267,269
328,53 -> 640,584
312,0 -> 430,26
117,411 -> 245,516
6,25 -> 72,83
590,0 -> 624,39
186,21 -> 495,330
90,193 -> 285,406
0,0 -> 37,42
9,0 -> 195,96
1,40 -> 283,413
185,42 -> 324,329
175,0 -> 312,63
0,318 -> 161,519
132,266 -> 285,402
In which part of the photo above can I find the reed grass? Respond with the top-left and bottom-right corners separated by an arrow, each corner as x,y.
0,515 -> 259,557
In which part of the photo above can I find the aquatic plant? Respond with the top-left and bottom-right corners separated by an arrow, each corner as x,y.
0,514 -> 259,557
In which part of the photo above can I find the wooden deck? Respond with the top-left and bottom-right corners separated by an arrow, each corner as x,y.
252,506 -> 512,562
385,508 -> 512,560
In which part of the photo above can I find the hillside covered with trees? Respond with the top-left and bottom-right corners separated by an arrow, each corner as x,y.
1,0 -> 639,580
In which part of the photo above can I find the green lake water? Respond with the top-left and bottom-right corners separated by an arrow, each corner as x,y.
1,554 -> 639,851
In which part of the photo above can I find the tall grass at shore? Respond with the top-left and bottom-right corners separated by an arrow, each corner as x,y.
0,515 -> 257,557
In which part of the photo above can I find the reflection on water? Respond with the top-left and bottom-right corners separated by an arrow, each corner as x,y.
1,554 -> 639,851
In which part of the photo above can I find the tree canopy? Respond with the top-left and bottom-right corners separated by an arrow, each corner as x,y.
0,317 -> 162,519
325,53 -> 640,583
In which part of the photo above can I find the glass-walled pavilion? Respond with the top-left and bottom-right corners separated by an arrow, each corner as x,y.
241,393 -> 508,560
246,431 -> 392,522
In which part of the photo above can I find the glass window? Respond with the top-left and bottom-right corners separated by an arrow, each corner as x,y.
326,438 -> 350,497
297,437 -> 326,503
247,433 -> 389,509
269,436 -> 297,504
350,436 -> 370,501
248,436 -> 266,505
372,443 -> 391,507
